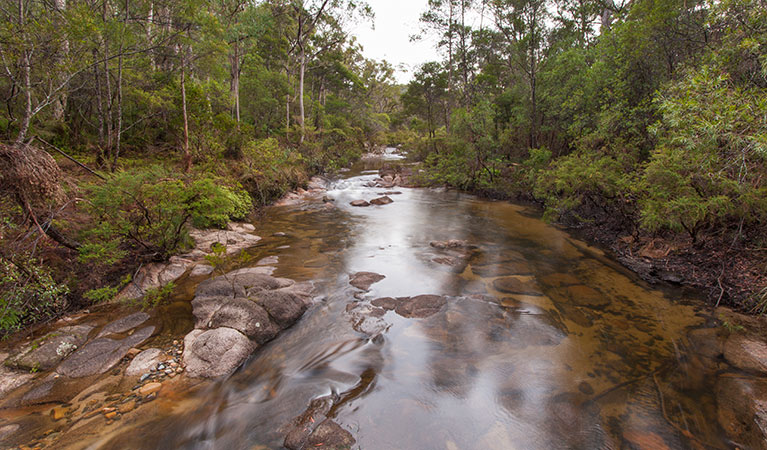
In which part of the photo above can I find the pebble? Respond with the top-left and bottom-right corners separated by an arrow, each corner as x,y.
138,382 -> 162,396
139,373 -> 150,382
104,411 -> 118,420
118,400 -> 136,414
51,406 -> 68,421
144,393 -> 157,402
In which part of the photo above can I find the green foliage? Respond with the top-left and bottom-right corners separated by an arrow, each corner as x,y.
534,151 -> 637,222
81,167 -> 252,263
640,66 -> 767,239
0,255 -> 68,335
83,275 -> 132,303
141,282 -> 176,309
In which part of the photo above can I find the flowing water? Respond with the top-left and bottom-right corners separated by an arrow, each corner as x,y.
101,150 -> 727,449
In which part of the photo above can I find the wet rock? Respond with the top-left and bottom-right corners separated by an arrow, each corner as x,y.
209,298 -> 279,343
565,285 -> 608,308
493,277 -> 543,296
432,256 -> 469,273
227,222 -> 256,233
0,424 -> 20,441
350,200 -> 370,207
540,273 -> 580,288
578,381 -> 595,395
98,312 -> 150,337
349,272 -> 385,291
138,382 -> 162,396
395,295 -> 447,318
0,364 -> 34,398
253,291 -> 308,329
125,348 -> 164,376
183,328 -> 256,378
369,196 -> 393,205
189,227 -> 261,255
8,324 -> 93,371
195,270 -> 291,298
116,261 -> 188,300
430,240 -> 472,250
58,326 -> 155,378
283,396 -> 335,450
471,260 -> 532,277
189,264 -> 215,277
306,419 -> 356,449
724,334 -> 767,374
371,297 -> 397,310
688,327 -> 725,361
716,376 -> 767,449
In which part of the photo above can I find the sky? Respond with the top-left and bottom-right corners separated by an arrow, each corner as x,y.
349,0 -> 441,84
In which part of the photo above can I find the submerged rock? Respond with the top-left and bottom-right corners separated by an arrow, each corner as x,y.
349,272 -> 386,291
97,312 -> 150,337
306,419 -> 356,449
493,277 -> 543,296
395,295 -> 447,318
58,326 -> 155,378
125,348 -> 164,376
182,328 -> 256,378
370,196 -> 393,205
430,239 -> 473,250
716,375 -> 767,449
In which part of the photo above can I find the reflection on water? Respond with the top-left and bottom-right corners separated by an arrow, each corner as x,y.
105,151 -> 726,449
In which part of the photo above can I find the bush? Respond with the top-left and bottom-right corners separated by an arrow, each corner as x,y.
0,255 -> 68,335
81,167 -> 252,263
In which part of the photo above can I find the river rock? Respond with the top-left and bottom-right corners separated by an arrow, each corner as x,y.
306,419 -> 356,449
189,228 -> 262,254
432,256 -> 469,273
395,295 -> 447,318
8,324 -> 93,371
0,364 -> 34,398
471,260 -> 532,277
98,312 -> 150,337
195,270 -> 292,298
283,396 -> 335,450
349,272 -> 385,291
138,382 -> 162,396
208,298 -> 279,343
253,291 -> 308,329
724,334 -> 767,374
117,261 -> 188,300
190,264 -> 215,277
58,326 -> 154,378
688,327 -> 725,361
125,348 -> 164,376
350,200 -> 370,207
493,277 -> 543,296
430,240 -> 472,250
565,285 -> 609,308
182,328 -> 256,378
716,375 -> 767,449
371,297 -> 398,310
540,273 -> 581,288
0,424 -> 19,441
370,196 -> 393,205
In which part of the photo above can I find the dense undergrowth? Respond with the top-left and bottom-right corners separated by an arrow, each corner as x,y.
398,0 -> 767,310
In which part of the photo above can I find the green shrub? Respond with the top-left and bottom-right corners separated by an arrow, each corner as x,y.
534,151 -> 638,222
0,255 -> 68,335
81,167 -> 252,263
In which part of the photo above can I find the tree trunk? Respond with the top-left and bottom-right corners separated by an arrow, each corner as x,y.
51,0 -> 68,122
15,0 -> 31,146
181,47 -> 191,172
231,40 -> 241,126
113,0 -> 128,171
147,2 -> 155,71
299,47 -> 306,143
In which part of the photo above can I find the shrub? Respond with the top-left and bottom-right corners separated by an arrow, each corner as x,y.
0,255 -> 68,335
81,167 -> 252,263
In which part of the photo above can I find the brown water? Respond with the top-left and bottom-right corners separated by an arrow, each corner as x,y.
101,153 -> 727,449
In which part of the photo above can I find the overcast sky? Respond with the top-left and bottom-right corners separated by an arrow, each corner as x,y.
349,0 -> 441,84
